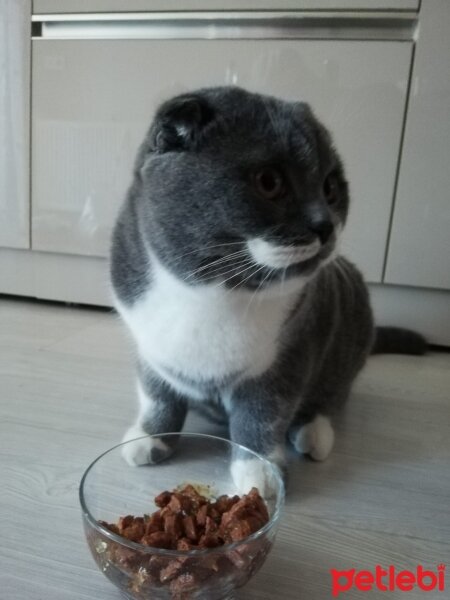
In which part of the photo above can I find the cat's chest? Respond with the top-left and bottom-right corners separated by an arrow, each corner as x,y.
116,262 -> 301,386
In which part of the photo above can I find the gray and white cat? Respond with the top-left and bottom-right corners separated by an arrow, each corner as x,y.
111,86 -> 424,490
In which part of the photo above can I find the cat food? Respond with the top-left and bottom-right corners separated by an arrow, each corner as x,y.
90,485 -> 271,599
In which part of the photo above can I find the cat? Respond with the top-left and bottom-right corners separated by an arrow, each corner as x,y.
110,86 -> 425,491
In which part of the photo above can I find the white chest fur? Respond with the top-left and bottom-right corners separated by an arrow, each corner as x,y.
115,256 -> 305,397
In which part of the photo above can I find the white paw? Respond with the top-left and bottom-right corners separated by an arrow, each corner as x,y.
231,458 -> 270,495
121,425 -> 172,466
291,415 -> 334,461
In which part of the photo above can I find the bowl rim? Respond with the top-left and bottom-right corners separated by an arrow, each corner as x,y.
79,432 -> 285,557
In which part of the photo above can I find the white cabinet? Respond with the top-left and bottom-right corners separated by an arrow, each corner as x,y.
0,0 -> 31,249
384,0 -> 450,290
31,38 -> 412,283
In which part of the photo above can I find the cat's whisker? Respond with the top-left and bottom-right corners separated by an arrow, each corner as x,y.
198,264 -> 255,285
243,266 -> 274,317
262,266 -> 276,288
255,267 -> 277,309
195,258 -> 256,284
227,263 -> 267,294
184,251 -> 247,277
212,260 -> 260,290
170,241 -> 245,266
183,250 -> 249,280
185,251 -> 248,281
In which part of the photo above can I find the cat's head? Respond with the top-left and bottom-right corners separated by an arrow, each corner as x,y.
135,86 -> 348,290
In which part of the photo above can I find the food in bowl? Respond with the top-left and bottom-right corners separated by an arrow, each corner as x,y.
92,484 -> 270,598
100,483 -> 269,548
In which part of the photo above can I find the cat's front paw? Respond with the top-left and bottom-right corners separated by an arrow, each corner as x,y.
231,458 -> 269,495
289,414 -> 334,461
230,447 -> 286,496
121,425 -> 174,466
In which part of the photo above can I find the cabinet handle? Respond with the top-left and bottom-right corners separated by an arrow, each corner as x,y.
32,11 -> 417,41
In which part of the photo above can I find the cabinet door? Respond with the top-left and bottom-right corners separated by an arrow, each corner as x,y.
0,0 -> 30,249
384,0 -> 450,290
32,39 -> 411,282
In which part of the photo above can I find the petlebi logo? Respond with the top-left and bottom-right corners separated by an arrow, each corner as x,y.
330,564 -> 446,596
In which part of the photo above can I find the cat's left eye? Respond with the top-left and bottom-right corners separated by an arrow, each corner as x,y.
323,172 -> 339,205
253,167 -> 286,201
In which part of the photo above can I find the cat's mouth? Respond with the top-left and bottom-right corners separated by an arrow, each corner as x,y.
246,238 -> 322,270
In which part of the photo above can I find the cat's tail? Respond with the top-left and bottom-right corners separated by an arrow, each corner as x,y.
371,326 -> 427,355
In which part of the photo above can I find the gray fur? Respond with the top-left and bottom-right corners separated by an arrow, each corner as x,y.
111,86 -> 382,473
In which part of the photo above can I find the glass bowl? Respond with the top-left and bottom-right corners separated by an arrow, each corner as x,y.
79,433 -> 285,600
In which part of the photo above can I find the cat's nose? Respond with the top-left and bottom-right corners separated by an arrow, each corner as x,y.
308,218 -> 334,244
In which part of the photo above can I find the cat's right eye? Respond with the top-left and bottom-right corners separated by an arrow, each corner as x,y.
253,167 -> 286,201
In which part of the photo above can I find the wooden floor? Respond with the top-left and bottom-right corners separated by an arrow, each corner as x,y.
1,296 -> 449,600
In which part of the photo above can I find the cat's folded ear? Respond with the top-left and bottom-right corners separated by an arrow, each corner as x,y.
149,94 -> 215,153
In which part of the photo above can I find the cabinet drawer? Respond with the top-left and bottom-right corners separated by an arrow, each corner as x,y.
33,1 -> 420,14
32,39 -> 411,281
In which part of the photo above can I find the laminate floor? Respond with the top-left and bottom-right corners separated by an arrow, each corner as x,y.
1,297 -> 449,600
